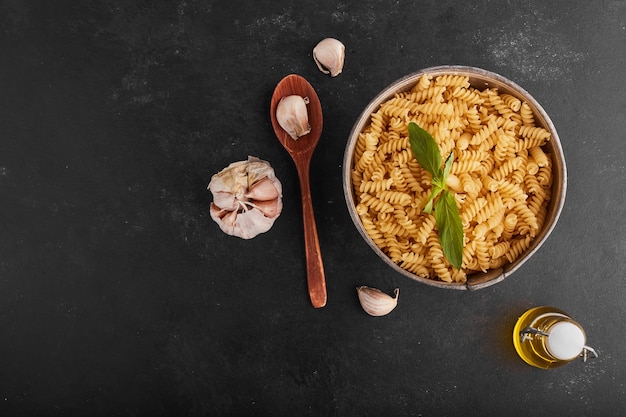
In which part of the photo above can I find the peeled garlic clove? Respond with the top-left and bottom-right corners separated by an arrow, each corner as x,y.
208,156 -> 282,239
276,95 -> 311,140
313,37 -> 345,77
356,286 -> 399,317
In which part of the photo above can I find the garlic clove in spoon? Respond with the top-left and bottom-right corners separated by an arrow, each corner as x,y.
276,95 -> 311,140
313,37 -> 345,77
356,286 -> 399,317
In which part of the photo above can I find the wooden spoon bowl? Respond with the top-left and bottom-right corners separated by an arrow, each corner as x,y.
270,74 -> 327,308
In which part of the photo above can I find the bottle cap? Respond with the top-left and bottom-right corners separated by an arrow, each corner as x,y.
546,321 -> 585,360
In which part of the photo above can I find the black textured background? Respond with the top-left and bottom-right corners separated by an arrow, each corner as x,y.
1,1 -> 625,415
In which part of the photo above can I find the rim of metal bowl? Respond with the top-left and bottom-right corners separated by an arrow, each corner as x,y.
342,65 -> 567,290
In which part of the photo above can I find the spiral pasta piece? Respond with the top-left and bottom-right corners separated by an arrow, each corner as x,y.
435,74 -> 470,89
471,117 -> 498,146
377,190 -> 412,206
360,177 -> 394,194
489,90 -> 515,119
536,164 -> 552,186
360,193 -> 394,213
379,221 -> 409,238
491,156 -> 524,182
501,93 -> 522,112
501,213 -> 518,241
415,214 -> 436,244
451,87 -> 484,105
378,136 -> 409,156
505,235 -> 532,263
529,146 -> 549,167
414,74 -> 433,91
520,102 -> 535,126
451,160 -> 483,175
519,125 -> 551,141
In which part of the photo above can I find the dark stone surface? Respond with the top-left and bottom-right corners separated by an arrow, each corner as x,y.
1,0 -> 625,415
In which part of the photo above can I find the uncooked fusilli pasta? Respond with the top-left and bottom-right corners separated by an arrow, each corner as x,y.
351,73 -> 553,283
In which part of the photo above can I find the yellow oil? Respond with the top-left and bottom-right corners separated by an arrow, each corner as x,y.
513,306 -> 575,369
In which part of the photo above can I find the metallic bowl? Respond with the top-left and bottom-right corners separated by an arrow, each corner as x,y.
342,66 -> 567,290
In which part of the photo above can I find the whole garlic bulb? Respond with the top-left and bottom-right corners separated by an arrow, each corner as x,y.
313,38 -> 345,77
356,286 -> 399,317
276,95 -> 311,140
208,156 -> 283,239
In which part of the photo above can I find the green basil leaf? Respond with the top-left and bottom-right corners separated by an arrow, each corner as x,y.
408,122 -> 464,271
431,174 -> 444,190
408,122 -> 442,179
423,185 -> 443,214
442,150 -> 454,182
424,200 -> 433,214
434,190 -> 464,270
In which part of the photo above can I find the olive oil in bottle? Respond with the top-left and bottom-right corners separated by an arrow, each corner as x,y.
513,306 -> 598,369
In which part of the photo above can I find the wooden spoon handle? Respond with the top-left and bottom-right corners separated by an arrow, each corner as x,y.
296,160 -> 327,308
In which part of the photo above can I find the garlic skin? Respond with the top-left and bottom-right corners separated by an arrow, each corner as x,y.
313,38 -> 345,77
356,286 -> 399,317
276,95 -> 311,140
208,156 -> 283,239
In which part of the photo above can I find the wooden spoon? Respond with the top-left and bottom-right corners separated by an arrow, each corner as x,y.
270,74 -> 327,308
